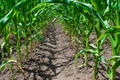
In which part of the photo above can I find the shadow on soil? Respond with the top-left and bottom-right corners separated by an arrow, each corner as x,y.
22,24 -> 74,80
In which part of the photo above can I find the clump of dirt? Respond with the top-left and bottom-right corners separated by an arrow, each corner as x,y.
0,23 -> 120,80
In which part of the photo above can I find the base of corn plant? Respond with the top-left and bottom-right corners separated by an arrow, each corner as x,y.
10,63 -> 14,80
84,54 -> 88,67
17,48 -> 22,65
2,51 -> 4,59
93,56 -> 99,80
110,68 -> 116,80
25,45 -> 29,60
15,62 -> 25,77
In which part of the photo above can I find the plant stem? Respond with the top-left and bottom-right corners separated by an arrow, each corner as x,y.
84,37 -> 89,66
30,41 -> 33,52
116,0 -> 119,26
25,45 -> 29,60
111,68 -> 116,80
2,51 -> 4,59
10,63 -> 14,80
84,54 -> 88,66
93,56 -> 99,80
17,41 -> 22,65
18,49 -> 22,64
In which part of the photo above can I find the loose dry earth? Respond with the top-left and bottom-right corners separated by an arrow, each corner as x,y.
0,24 -> 120,80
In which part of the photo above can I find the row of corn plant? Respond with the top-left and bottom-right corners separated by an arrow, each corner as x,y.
54,4 -> 92,67
0,0 -> 56,79
43,0 -> 120,80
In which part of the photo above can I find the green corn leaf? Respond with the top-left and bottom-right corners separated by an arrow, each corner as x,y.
99,56 -> 106,64
98,26 -> 120,48
1,41 -> 6,50
115,32 -> 120,48
0,9 -> 16,32
0,0 -> 30,32
103,0 -> 111,16
0,58 -> 17,70
0,60 -> 8,70
107,0 -> 111,6
107,56 -> 120,71
74,50 -> 85,64
103,6 -> 109,15
112,59 -> 120,71
104,20 -> 110,28
74,48 -> 99,64
85,49 -> 99,57
27,3 -> 46,14
89,44 -> 97,49
26,32 -> 40,45
7,58 -> 17,63
97,36 -> 107,51
108,56 -> 120,64
107,66 -> 112,79
107,59 -> 120,80
37,36 -> 44,43
77,49 -> 98,57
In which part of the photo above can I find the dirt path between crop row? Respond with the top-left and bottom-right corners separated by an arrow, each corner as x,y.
0,24 -> 77,80
1,23 -> 117,80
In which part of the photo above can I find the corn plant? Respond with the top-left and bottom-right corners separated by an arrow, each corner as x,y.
98,26 -> 120,80
0,0 -> 56,79
0,58 -> 24,80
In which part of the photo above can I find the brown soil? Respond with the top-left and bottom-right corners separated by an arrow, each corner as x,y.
0,23 -> 120,80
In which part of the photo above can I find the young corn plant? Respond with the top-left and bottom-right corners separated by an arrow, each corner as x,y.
0,1 -> 54,79
0,58 -> 25,80
98,26 -> 120,80
98,0 -> 120,79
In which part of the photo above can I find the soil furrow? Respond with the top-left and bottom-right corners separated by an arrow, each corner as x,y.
0,24 -> 77,80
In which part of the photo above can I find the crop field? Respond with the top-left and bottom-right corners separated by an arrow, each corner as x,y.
0,0 -> 120,80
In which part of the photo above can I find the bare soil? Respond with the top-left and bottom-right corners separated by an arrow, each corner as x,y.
0,23 -> 120,80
